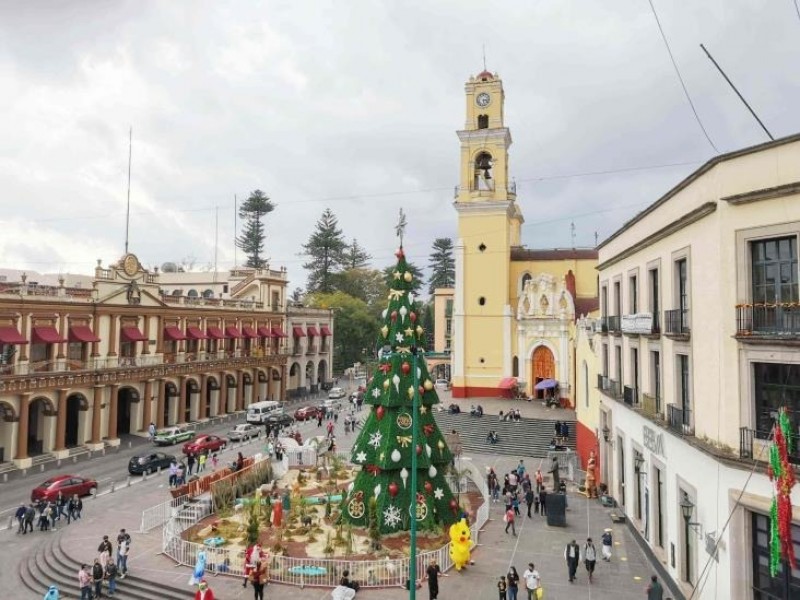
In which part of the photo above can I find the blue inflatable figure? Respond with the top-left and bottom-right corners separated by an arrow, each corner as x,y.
189,549 -> 207,585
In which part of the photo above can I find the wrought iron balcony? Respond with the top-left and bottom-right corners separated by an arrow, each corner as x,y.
641,392 -> 661,419
664,308 -> 690,337
596,376 -> 622,400
667,404 -> 694,435
607,315 -> 621,334
736,303 -> 800,339
623,386 -> 639,408
598,317 -> 609,334
740,427 -> 800,464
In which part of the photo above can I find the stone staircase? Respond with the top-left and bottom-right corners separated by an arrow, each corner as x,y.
433,411 -> 576,458
19,532 -> 188,600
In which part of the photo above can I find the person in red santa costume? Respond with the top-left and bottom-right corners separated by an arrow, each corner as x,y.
243,542 -> 267,588
195,578 -> 215,600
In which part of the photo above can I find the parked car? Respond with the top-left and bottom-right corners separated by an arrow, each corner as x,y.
128,452 -> 175,475
227,423 -> 261,441
294,405 -> 323,421
265,411 -> 294,428
154,425 -> 195,446
327,387 -> 346,399
434,379 -> 451,392
31,474 -> 97,503
183,434 -> 228,455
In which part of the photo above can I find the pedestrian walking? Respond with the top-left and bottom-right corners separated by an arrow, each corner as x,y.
506,567 -> 520,600
497,575 -> 507,600
504,506 -> 516,536
535,469 -> 543,492
78,565 -> 92,600
55,492 -> 67,521
198,452 -> 207,473
38,503 -> 50,531
15,503 -> 26,533
43,584 -> 60,600
512,492 -> 521,516
516,459 -> 526,479
584,538 -> 597,583
425,557 -> 443,600
104,560 -> 118,597
187,453 -> 196,476
211,453 -> 219,470
249,558 -> 268,600
601,529 -> 613,561
68,494 -> 82,523
646,575 -> 664,600
148,421 -> 156,442
539,489 -> 547,516
565,539 -> 580,583
91,559 -> 104,599
176,463 -> 186,486
525,488 -> 534,518
522,563 -> 541,600
23,503 -> 35,533
195,579 -> 215,600
117,529 -> 131,575
168,460 -> 178,487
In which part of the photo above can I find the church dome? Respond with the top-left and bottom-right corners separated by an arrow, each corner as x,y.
477,70 -> 494,81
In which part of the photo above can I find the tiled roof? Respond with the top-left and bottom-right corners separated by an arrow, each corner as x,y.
510,248 -> 598,261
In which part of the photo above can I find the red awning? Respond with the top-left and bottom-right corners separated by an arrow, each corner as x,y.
241,326 -> 259,339
271,326 -> 288,338
306,326 -> 319,337
257,326 -> 273,338
320,325 -> 332,336
121,327 -> 148,342
225,325 -> 243,339
498,377 -> 517,389
186,326 -> 208,340
163,326 -> 187,341
207,326 -> 225,339
0,325 -> 28,345
32,326 -> 67,344
292,326 -> 305,337
69,325 -> 101,343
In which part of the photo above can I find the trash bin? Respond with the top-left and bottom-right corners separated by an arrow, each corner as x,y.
547,493 -> 567,527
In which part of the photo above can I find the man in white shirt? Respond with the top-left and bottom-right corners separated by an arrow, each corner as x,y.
522,562 -> 541,600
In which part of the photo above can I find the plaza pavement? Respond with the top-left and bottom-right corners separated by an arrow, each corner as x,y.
6,391 -> 669,599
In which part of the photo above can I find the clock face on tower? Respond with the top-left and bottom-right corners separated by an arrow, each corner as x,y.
476,92 -> 491,107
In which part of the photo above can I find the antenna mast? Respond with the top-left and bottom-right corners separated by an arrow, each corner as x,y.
124,127 -> 132,254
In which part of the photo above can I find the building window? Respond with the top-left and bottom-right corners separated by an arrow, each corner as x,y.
753,363 -> 800,440
613,281 -> 621,316
629,275 -> 638,314
202,289 -> 214,298
521,273 -> 532,293
751,512 -> 800,598
615,345 -> 623,390
187,289 -> 198,298
676,258 -> 689,313
602,344 -> 609,377
512,356 -> 519,377
654,465 -> 664,548
272,291 -> 281,310
651,350 -> 661,411
751,237 -> 798,304
649,268 -> 660,332
601,286 -> 608,318
677,354 -> 690,412
631,348 -> 639,394
477,114 -> 489,129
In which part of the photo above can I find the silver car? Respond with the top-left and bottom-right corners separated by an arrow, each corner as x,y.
227,423 -> 261,441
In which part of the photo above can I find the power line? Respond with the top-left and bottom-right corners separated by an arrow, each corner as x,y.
647,0 -> 720,153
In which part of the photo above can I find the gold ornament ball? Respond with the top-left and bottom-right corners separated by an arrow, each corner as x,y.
437,440 -> 445,449
403,271 -> 413,282
423,379 -> 433,391
383,379 -> 391,390
407,386 -> 415,399
415,325 -> 424,335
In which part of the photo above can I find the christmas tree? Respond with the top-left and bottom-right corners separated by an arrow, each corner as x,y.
342,244 -> 459,534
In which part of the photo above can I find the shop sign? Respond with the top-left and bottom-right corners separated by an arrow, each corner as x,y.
643,425 -> 665,457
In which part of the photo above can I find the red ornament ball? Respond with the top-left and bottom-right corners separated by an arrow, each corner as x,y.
424,481 -> 433,493
416,444 -> 422,455
391,310 -> 398,322
376,405 -> 385,420
388,482 -> 399,498
410,312 -> 417,323
449,499 -> 458,509
395,247 -> 405,258
401,361 -> 411,375
418,385 -> 425,396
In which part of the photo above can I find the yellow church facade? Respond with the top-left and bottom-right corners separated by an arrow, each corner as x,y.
450,70 -> 599,404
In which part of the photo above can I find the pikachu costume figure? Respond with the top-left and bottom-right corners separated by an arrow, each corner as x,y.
448,518 -> 472,571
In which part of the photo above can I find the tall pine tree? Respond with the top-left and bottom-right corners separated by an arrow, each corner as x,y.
427,238 -> 455,294
345,239 -> 372,269
302,208 -> 348,293
236,190 -> 275,268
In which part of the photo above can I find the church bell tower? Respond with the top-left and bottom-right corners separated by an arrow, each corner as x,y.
452,70 -> 523,398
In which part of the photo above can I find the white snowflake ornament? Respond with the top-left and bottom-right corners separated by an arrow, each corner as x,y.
368,431 -> 383,449
434,487 -> 444,500
355,451 -> 367,463
383,504 -> 402,529
395,332 -> 405,343
371,388 -> 381,399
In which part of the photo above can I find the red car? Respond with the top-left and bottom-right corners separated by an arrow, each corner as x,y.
31,474 -> 98,503
183,434 -> 228,455
294,405 -> 323,421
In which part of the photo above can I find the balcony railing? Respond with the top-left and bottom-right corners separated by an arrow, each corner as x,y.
641,392 -> 661,419
598,317 -> 609,334
623,386 -> 639,408
651,310 -> 661,334
306,345 -> 317,355
664,308 -> 690,336
740,427 -> 800,464
292,345 -> 303,356
667,404 -> 694,435
736,303 -> 800,338
607,316 -> 621,334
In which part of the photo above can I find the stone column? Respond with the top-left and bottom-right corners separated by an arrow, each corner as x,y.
108,314 -> 118,357
91,386 -> 103,444
156,379 -> 166,429
219,374 -> 228,415
156,315 -> 164,355
141,379 -> 153,432
54,388 -> 68,451
19,314 -> 29,361
91,316 -> 100,357
142,315 -> 151,355
107,384 -> 119,440
236,371 -> 244,411
57,314 -> 67,359
198,374 -> 207,420
16,393 -> 31,460
178,376 -> 187,424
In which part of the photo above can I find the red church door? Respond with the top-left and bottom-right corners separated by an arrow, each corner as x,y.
531,346 -> 555,399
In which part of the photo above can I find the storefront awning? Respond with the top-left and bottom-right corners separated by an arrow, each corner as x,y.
306,326 -> 319,337
292,326 -> 306,337
186,326 -> 208,340
320,325 -> 332,336
206,326 -> 226,340
69,325 -> 101,343
0,325 -> 28,345
257,326 -> 273,338
271,326 -> 288,338
241,326 -> 259,339
121,326 -> 148,342
498,377 -> 518,389
32,326 -> 67,344
163,326 -> 187,341
225,325 -> 243,339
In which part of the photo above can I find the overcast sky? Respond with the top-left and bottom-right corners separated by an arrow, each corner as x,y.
1,0 -> 798,288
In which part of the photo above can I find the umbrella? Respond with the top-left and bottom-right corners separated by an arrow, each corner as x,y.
534,378 -> 558,390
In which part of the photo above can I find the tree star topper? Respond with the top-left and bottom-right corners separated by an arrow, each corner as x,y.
395,208 -> 408,244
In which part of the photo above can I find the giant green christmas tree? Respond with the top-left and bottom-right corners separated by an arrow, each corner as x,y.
342,245 -> 459,534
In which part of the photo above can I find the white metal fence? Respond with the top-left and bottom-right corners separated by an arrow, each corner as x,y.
140,494 -> 191,533
161,458 -> 490,588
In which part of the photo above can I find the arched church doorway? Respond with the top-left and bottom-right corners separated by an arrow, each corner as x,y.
117,387 -> 139,435
65,393 -> 87,447
531,346 -> 555,400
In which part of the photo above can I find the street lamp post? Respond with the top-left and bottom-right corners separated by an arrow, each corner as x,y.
680,492 -> 696,584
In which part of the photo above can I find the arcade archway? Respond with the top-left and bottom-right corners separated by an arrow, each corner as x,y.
117,387 -> 139,436
28,396 -> 55,457
164,382 -> 179,426
185,378 -> 199,422
65,393 -> 88,447
205,376 -> 218,418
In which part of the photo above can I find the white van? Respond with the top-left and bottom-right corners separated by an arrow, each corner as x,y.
246,401 -> 281,424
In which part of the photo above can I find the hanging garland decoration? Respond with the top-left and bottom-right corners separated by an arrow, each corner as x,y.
767,407 -> 797,576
